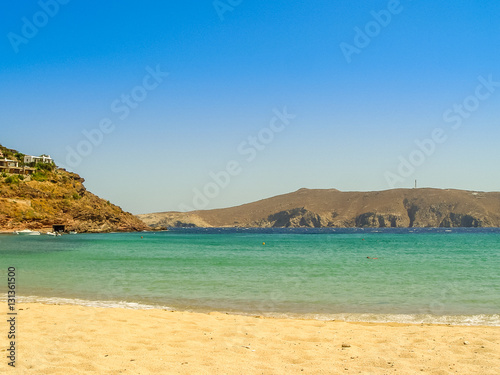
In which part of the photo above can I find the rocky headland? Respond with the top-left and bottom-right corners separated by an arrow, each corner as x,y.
0,144 -> 148,233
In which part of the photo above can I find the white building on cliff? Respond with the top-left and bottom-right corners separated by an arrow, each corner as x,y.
24,155 -> 53,164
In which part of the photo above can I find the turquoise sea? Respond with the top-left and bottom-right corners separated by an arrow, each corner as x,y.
1,228 -> 499,325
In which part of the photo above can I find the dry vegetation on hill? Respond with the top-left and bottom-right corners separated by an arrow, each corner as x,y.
139,188 -> 500,229
0,145 -> 147,233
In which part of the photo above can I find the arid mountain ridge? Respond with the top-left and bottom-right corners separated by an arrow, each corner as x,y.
138,188 -> 500,229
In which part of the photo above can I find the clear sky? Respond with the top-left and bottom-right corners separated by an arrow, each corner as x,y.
1,1 -> 500,214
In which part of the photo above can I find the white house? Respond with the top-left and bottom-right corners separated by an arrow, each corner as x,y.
0,158 -> 19,168
24,155 -> 53,164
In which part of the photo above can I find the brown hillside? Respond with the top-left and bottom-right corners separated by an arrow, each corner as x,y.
138,188 -> 500,228
0,145 -> 147,233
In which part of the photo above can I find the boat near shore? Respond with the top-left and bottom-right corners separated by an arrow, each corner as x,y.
14,229 -> 41,235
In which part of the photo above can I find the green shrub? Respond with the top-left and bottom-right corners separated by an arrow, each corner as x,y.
72,192 -> 80,200
32,171 -> 48,182
35,162 -> 55,171
14,153 -> 25,162
5,175 -> 20,184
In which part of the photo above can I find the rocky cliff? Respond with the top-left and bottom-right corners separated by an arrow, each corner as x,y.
138,188 -> 500,229
0,145 -> 148,233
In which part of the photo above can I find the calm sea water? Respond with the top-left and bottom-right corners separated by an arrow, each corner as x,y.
1,228 -> 499,325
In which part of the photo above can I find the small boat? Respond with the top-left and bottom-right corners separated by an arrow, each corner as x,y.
14,229 -> 41,236
46,232 -> 62,236
69,231 -> 78,235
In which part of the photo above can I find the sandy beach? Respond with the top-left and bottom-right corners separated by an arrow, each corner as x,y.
0,303 -> 498,374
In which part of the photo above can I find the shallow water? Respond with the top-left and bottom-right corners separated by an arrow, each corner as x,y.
1,228 -> 499,325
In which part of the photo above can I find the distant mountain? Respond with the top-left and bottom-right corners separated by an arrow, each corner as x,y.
138,188 -> 500,229
0,144 -> 148,233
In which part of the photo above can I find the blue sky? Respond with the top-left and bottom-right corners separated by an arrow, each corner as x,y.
1,1 -> 500,214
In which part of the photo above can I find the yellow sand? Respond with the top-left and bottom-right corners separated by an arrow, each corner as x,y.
1,303 -> 499,374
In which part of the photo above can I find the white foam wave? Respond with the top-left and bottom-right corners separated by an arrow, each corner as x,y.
0,294 -> 173,311
1,294 -> 498,326
308,312 -> 500,326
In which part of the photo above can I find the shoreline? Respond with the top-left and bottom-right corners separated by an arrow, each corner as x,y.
5,227 -> 500,234
1,302 -> 499,374
2,296 -> 500,327
0,229 -> 151,234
